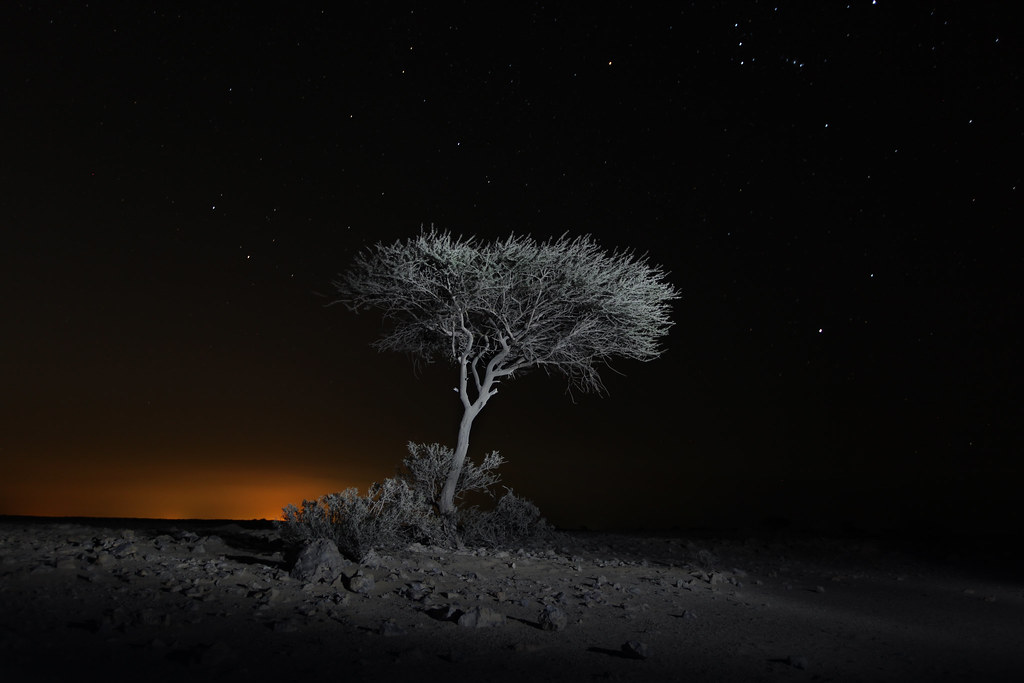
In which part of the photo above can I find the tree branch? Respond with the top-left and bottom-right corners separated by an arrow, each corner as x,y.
333,228 -> 680,396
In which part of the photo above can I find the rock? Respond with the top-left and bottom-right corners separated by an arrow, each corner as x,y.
512,642 -> 547,653
401,582 -> 432,601
110,541 -> 137,559
173,530 -> 200,543
134,609 -> 169,627
361,549 -> 384,569
272,619 -> 299,633
787,655 -> 808,670
457,606 -> 505,628
621,641 -> 650,659
538,604 -> 568,631
349,571 -> 375,594
425,605 -> 462,623
290,539 -> 350,584
379,619 -> 407,636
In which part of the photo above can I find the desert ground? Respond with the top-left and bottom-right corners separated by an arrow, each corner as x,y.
1,517 -> 1022,682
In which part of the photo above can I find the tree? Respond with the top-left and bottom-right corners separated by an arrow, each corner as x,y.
332,228 -> 681,520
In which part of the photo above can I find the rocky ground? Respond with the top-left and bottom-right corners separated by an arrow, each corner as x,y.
1,517 -> 1022,682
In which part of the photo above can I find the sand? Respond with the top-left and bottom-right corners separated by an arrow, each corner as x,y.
1,517 -> 1021,682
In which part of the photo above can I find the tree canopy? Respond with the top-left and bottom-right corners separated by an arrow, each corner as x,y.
334,229 -> 681,397
332,228 -> 680,517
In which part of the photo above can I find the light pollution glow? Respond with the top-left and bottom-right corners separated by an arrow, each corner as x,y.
1,457 -> 360,521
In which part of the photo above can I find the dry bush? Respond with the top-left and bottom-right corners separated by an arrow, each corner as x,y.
280,478 -> 439,562
459,489 -> 550,548
397,441 -> 505,508
280,443 -> 547,558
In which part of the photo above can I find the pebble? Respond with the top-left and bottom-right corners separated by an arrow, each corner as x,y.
538,604 -> 568,631
349,571 -> 376,594
290,539 -> 350,584
379,619 -> 407,636
457,605 -> 505,628
621,640 -> 650,659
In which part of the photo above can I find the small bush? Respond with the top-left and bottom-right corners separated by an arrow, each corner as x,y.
280,443 -> 546,557
397,442 -> 505,508
460,489 -> 550,548
280,478 -> 439,562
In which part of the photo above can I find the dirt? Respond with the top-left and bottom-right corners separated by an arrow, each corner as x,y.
1,517 -> 1021,682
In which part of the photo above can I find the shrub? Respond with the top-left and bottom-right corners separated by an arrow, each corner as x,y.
280,478 -> 438,562
280,443 -> 546,557
397,441 -> 505,508
460,489 -> 550,548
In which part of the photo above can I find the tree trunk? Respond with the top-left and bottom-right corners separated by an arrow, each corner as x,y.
437,401 -> 480,518
437,345 -> 504,531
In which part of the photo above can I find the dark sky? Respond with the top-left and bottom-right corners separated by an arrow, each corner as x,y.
2,2 -> 1019,533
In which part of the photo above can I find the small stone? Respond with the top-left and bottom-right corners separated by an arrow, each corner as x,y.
290,539 -> 351,584
787,655 -> 808,669
349,571 -> 375,594
621,641 -> 650,659
512,641 -> 547,653
379,619 -> 406,636
272,619 -> 299,633
402,582 -> 431,601
135,609 -> 169,627
361,549 -> 383,569
538,604 -> 568,631
111,541 -> 137,558
457,606 -> 505,628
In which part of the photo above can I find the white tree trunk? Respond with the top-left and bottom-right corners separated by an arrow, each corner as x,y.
437,401 -> 480,518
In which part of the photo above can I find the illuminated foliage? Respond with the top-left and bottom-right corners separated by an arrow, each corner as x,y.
334,228 -> 681,517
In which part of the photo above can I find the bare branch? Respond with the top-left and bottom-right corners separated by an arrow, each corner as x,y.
333,228 -> 681,396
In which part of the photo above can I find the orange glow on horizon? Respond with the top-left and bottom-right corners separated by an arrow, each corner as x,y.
1,457 -> 367,520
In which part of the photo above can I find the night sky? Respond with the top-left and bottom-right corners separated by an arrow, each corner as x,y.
2,2 -> 1019,534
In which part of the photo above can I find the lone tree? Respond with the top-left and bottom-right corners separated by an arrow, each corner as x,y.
333,229 -> 680,519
